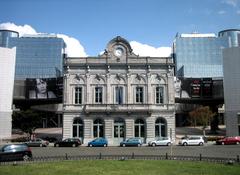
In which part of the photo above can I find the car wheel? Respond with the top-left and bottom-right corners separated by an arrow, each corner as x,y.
221,142 -> 224,145
167,142 -> 171,146
137,144 -> 141,147
152,143 -> 156,147
72,144 -> 76,147
122,144 -> 126,147
236,142 -> 239,145
199,142 -> 204,146
183,142 -> 187,146
23,155 -> 31,161
103,144 -> 107,147
89,144 -> 93,147
55,144 -> 59,147
40,144 -> 43,147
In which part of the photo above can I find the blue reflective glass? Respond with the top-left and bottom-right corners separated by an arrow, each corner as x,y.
174,36 -> 228,78
8,37 -> 65,79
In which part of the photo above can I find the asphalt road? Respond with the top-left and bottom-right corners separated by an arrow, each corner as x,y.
31,144 -> 240,159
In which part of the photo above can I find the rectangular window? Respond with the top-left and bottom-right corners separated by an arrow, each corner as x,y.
115,87 -> 123,104
75,87 -> 82,104
156,87 -> 164,104
95,87 -> 103,103
136,87 -> 143,103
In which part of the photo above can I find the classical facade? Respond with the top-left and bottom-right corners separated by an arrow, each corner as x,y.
63,36 -> 175,145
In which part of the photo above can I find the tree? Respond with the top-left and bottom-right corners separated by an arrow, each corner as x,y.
12,109 -> 42,139
189,106 -> 215,136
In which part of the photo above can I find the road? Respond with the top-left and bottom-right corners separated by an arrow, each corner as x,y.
31,144 -> 240,159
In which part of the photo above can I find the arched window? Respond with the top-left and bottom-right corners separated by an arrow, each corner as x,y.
135,119 -> 145,138
155,118 -> 167,138
93,119 -> 104,138
72,118 -> 84,138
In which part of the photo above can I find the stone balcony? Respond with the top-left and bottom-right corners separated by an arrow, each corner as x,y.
64,103 -> 175,114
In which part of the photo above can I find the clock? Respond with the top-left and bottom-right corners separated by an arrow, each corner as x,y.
114,47 -> 123,57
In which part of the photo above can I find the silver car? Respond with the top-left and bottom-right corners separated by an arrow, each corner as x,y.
178,136 -> 204,146
148,137 -> 172,146
25,138 -> 49,147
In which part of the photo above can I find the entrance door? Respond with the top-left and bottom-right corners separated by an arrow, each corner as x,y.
113,119 -> 125,145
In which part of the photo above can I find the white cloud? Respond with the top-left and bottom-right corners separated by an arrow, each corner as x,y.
218,10 -> 226,15
0,22 -> 87,57
57,34 -> 87,57
0,22 -> 37,36
222,0 -> 240,7
130,41 -> 172,57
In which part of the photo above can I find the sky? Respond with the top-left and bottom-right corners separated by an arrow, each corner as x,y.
0,0 -> 240,57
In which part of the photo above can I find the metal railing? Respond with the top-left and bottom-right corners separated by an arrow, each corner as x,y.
1,153 -> 239,165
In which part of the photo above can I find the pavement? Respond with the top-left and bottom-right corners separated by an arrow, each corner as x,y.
176,125 -> 226,138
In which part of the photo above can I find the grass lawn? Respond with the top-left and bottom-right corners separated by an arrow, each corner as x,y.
0,160 -> 240,175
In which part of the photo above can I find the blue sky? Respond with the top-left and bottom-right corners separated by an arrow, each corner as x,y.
0,0 -> 240,56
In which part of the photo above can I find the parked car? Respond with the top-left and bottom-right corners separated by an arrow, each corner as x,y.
88,138 -> 108,147
0,144 -> 32,162
178,136 -> 204,146
42,136 -> 58,143
25,138 -> 49,147
216,136 -> 240,145
54,138 -> 81,147
148,137 -> 172,146
120,138 -> 142,147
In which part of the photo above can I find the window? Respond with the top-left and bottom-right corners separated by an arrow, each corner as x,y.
75,87 -> 82,104
95,87 -> 103,103
115,87 -> 123,104
156,86 -> 164,104
72,118 -> 83,138
136,87 -> 143,103
93,119 -> 104,138
155,118 -> 167,137
114,118 -> 125,138
135,119 -> 145,138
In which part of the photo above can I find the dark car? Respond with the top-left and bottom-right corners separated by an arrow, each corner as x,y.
88,138 -> 108,147
54,138 -> 81,147
0,144 -> 32,162
25,138 -> 49,147
120,138 -> 142,147
216,136 -> 240,145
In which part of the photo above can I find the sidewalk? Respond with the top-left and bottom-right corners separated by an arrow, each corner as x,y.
176,125 -> 226,138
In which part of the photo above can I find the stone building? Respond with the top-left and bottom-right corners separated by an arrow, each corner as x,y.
63,36 -> 175,145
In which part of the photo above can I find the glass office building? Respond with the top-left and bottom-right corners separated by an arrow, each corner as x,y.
0,30 -> 19,48
0,30 -> 65,80
173,33 -> 228,78
218,29 -> 240,47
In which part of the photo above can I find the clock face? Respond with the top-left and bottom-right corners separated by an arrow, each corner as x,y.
114,47 -> 123,57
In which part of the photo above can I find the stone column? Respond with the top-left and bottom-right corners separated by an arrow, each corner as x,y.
106,73 -> 111,103
63,114 -> 73,139
85,73 -> 90,104
146,116 -> 155,143
125,118 -> 134,138
147,73 -> 152,104
167,114 -> 176,142
83,118 -> 93,144
104,118 -> 113,144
